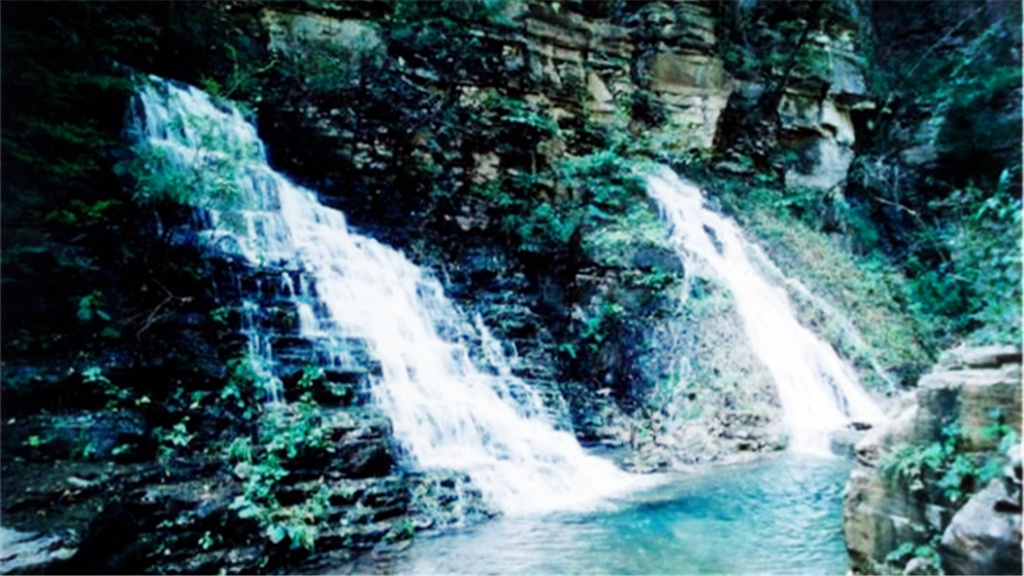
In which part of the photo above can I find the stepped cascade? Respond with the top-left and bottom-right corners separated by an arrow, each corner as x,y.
128,77 -> 641,514
645,167 -> 885,453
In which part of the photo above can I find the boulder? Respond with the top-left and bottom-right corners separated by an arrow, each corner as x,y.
940,443 -> 1023,575
917,358 -> 1022,453
830,424 -> 865,459
843,465 -> 930,571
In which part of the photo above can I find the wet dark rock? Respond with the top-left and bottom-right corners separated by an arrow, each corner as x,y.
632,246 -> 684,276
830,425 -> 869,459
313,380 -> 357,406
270,408 -> 397,482
327,412 -> 396,478
0,527 -> 77,575
406,470 -> 500,530
273,335 -> 320,365
3,411 -> 152,463
332,437 -> 394,479
282,369 -> 358,406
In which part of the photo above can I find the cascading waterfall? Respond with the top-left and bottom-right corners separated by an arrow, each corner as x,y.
645,167 -> 884,454
129,76 -> 641,514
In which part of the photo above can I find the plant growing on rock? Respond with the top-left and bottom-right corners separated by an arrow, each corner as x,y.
229,394 -> 332,552
876,409 -> 1019,569
884,537 -> 942,576
880,419 -> 991,506
879,410 -> 1020,573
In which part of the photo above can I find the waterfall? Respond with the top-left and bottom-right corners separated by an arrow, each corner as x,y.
645,167 -> 884,454
128,76 -> 641,514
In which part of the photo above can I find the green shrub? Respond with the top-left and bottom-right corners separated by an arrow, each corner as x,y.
914,183 -> 1022,345
230,395 -> 331,551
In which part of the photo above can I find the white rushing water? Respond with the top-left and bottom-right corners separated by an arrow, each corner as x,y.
645,167 -> 884,454
129,77 -> 641,514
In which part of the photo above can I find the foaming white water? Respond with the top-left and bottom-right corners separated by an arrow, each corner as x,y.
129,77 -> 642,514
645,167 -> 884,454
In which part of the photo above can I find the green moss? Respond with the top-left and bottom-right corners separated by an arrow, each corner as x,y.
672,277 -> 780,419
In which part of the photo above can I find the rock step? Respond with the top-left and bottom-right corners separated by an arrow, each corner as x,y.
938,344 -> 1023,370
315,522 -> 399,550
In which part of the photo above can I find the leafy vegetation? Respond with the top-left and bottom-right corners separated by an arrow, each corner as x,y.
848,1 -> 1023,348
884,537 -> 942,576
902,181 -> 1022,346
229,400 -> 332,552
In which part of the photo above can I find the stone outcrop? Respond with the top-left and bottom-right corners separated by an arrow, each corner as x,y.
625,1 -> 733,152
777,28 -> 871,193
259,1 -> 734,162
712,2 -> 874,193
940,443 -> 1022,576
843,345 -> 1022,575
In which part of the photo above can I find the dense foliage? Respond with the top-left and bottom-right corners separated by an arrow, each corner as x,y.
852,0 -> 1022,348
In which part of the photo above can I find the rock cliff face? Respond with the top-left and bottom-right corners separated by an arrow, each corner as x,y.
709,1 -> 874,193
843,345 -> 1022,575
619,2 -> 732,152
260,1 -> 870,191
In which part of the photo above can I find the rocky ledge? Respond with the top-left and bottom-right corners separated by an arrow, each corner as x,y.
842,344 -> 1022,575
0,394 -> 495,575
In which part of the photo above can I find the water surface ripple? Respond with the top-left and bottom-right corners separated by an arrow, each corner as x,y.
348,454 -> 851,575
